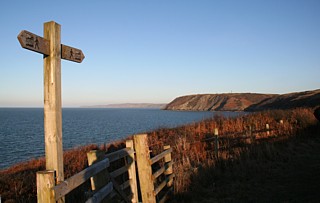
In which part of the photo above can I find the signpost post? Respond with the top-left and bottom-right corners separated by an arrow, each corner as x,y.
17,21 -> 84,202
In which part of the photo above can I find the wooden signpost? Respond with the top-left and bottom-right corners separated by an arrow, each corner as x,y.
17,21 -> 84,202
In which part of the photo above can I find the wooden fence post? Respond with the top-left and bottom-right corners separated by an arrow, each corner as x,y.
87,150 -> 114,203
278,120 -> 284,137
214,128 -> 219,159
164,145 -> 173,187
266,123 -> 270,136
126,140 -> 139,203
87,150 -> 108,191
37,170 -> 55,203
133,134 -> 156,203
249,126 -> 255,143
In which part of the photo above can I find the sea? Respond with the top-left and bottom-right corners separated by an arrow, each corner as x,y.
0,108 -> 241,170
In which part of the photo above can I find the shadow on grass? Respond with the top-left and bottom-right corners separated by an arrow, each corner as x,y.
173,123 -> 320,203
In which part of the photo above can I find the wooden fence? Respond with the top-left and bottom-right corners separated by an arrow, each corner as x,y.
86,140 -> 137,203
203,121 -> 284,159
36,135 -> 174,203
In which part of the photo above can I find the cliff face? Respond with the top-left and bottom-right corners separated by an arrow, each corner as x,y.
245,89 -> 320,111
164,89 -> 320,112
164,93 -> 276,111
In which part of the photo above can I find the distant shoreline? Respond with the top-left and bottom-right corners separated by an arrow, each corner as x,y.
81,103 -> 167,109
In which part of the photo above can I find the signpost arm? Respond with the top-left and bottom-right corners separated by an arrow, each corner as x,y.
43,21 -> 64,187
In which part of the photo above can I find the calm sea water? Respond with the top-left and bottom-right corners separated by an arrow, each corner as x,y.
0,108 -> 240,169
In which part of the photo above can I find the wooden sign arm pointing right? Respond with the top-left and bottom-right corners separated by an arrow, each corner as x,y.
61,44 -> 85,63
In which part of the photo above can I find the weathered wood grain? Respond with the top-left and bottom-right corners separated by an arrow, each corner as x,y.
43,20 -> 64,185
61,44 -> 85,63
85,182 -> 113,203
36,170 -> 55,203
126,140 -> 139,203
150,147 -> 172,165
17,30 -> 50,55
134,134 -> 156,203
52,158 -> 110,201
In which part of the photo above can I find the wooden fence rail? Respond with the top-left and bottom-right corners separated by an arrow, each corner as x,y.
37,140 -> 138,203
87,140 -> 137,203
36,157 -> 110,203
202,122 -> 285,159
153,145 -> 174,203
86,182 -> 113,203
53,157 -> 110,201
203,124 -> 276,142
37,137 -> 174,203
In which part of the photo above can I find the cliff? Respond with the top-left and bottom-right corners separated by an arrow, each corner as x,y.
245,89 -> 320,111
164,93 -> 276,111
164,89 -> 320,112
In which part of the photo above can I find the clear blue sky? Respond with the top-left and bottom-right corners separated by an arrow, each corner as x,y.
0,0 -> 319,107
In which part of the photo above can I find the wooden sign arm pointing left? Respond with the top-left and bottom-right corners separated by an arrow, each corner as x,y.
18,30 -> 50,55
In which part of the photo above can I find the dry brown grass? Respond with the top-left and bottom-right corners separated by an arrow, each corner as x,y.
173,121 -> 320,202
0,108 -> 317,202
147,108 -> 318,195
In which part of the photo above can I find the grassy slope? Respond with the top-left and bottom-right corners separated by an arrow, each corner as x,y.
175,124 -> 320,202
